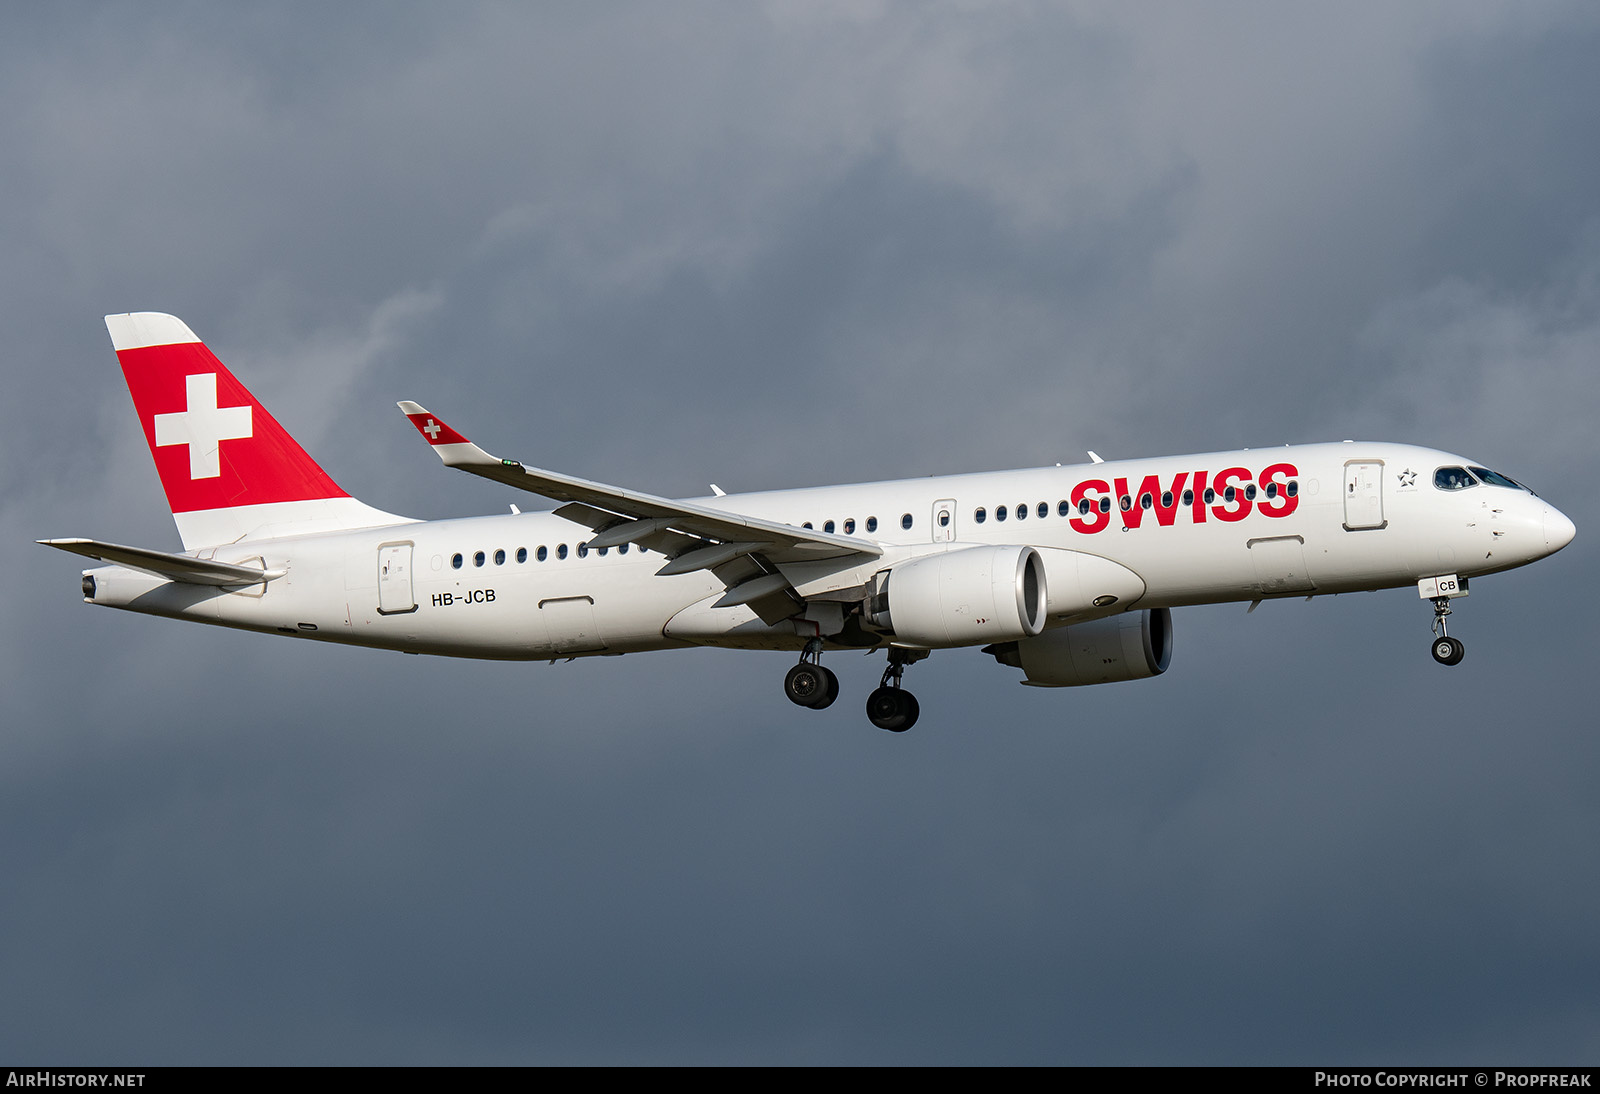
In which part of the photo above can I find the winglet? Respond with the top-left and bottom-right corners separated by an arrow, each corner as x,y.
396,401 -> 505,472
398,402 -> 472,447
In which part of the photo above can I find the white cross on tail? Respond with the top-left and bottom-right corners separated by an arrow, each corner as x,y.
153,373 -> 253,479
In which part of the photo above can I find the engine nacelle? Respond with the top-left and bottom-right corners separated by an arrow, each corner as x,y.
988,608 -> 1172,687
867,545 -> 1046,648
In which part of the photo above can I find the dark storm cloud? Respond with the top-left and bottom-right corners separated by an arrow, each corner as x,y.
4,1 -> 1597,1064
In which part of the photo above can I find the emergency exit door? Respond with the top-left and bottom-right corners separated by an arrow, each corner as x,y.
377,543 -> 417,614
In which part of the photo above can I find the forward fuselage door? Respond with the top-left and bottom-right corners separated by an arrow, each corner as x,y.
377,542 -> 417,614
932,498 -> 956,543
1342,461 -> 1386,531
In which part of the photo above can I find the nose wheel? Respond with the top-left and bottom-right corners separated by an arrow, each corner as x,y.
1428,595 -> 1465,666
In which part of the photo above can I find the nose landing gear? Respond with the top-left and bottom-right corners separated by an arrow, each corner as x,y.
1430,598 -> 1465,666
1420,574 -> 1469,666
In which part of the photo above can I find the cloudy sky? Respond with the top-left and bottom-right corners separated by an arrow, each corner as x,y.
3,1 -> 1597,1064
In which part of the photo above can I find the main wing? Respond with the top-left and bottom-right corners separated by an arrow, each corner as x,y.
398,402 -> 882,623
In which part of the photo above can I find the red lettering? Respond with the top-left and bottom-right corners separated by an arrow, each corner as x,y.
1116,473 -> 1188,528
1190,470 -> 1207,524
1152,472 -> 1187,527
1258,462 -> 1299,517
1069,478 -> 1110,534
1211,467 -> 1253,522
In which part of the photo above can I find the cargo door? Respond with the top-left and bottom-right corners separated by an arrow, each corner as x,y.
540,595 -> 607,654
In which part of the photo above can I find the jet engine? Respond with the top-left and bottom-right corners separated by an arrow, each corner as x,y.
866,544 -> 1046,648
987,608 -> 1172,687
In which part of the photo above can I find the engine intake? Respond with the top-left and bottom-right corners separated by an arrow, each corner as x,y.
867,545 -> 1046,648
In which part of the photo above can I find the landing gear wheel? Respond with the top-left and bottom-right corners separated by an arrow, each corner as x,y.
1431,636 -> 1465,666
785,662 -> 840,709
866,686 -> 919,732
810,666 -> 840,710
785,663 -> 826,706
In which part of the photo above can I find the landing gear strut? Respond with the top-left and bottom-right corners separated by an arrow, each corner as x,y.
1429,597 -> 1465,666
866,648 -> 926,732
784,638 -> 839,709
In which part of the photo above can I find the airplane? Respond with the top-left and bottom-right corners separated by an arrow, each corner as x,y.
42,313 -> 1577,732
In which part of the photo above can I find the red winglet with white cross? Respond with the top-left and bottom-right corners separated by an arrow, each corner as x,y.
399,404 -> 470,446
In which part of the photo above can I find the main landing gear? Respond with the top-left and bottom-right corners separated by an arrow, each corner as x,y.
866,648 -> 926,733
784,638 -> 839,710
1429,596 -> 1465,666
781,644 -> 926,731
870,646 -> 934,729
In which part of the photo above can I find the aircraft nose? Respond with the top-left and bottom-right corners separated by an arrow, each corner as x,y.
1544,504 -> 1576,554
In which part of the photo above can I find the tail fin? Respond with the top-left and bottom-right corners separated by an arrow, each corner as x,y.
107,313 -> 411,549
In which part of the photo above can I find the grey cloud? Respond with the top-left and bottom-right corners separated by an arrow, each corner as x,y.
4,1 -> 1597,1064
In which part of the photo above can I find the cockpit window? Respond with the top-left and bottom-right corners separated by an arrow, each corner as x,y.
1468,466 -> 1528,491
1433,467 -> 1478,491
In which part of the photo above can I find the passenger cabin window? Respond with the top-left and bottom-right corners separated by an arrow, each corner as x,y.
938,512 -> 950,527
866,517 -> 878,533
494,549 -> 505,565
974,507 -> 987,524
996,505 -> 1008,522
1037,502 -> 1048,519
537,546 -> 548,562
473,551 -> 485,567
1434,467 -> 1477,491
1015,503 -> 1027,521
516,547 -> 528,563
1058,500 -> 1070,517
824,520 -> 835,534
451,553 -> 463,569
843,519 -> 855,534
901,513 -> 913,530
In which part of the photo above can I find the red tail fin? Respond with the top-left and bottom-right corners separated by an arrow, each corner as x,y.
106,313 -> 409,548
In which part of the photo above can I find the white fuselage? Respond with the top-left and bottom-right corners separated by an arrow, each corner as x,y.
82,441 -> 1571,660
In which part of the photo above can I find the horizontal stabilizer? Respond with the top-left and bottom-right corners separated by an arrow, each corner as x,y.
38,539 -> 286,586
